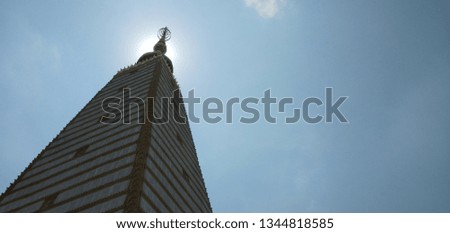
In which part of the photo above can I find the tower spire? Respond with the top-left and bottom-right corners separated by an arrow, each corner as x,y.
138,27 -> 174,73
153,27 -> 171,55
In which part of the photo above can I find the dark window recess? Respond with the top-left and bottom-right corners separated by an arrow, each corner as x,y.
39,193 -> 59,211
73,145 -> 89,158
176,133 -> 183,145
182,169 -> 190,184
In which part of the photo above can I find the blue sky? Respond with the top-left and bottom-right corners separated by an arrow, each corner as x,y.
1,0 -> 450,212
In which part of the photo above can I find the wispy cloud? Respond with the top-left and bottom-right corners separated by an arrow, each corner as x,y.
244,0 -> 287,19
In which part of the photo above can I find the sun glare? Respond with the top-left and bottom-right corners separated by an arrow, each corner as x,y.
137,37 -> 177,61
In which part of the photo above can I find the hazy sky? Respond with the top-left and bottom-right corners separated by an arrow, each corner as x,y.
1,0 -> 449,212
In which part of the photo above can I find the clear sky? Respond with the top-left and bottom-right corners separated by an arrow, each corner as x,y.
1,0 -> 450,212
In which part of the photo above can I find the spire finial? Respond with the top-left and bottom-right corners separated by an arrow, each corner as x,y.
158,27 -> 171,41
154,27 -> 171,54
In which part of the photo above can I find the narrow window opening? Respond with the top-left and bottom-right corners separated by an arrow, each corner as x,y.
176,133 -> 183,145
73,145 -> 89,158
39,193 -> 59,211
182,169 -> 190,184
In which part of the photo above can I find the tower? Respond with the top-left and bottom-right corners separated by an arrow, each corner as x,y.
0,27 -> 212,212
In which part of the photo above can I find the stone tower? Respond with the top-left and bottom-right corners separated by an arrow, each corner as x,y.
0,27 -> 212,213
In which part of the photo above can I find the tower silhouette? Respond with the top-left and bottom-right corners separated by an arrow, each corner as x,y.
0,27 -> 212,213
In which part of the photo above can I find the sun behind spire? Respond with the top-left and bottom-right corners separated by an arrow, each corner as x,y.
137,27 -> 174,73
153,27 -> 171,55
